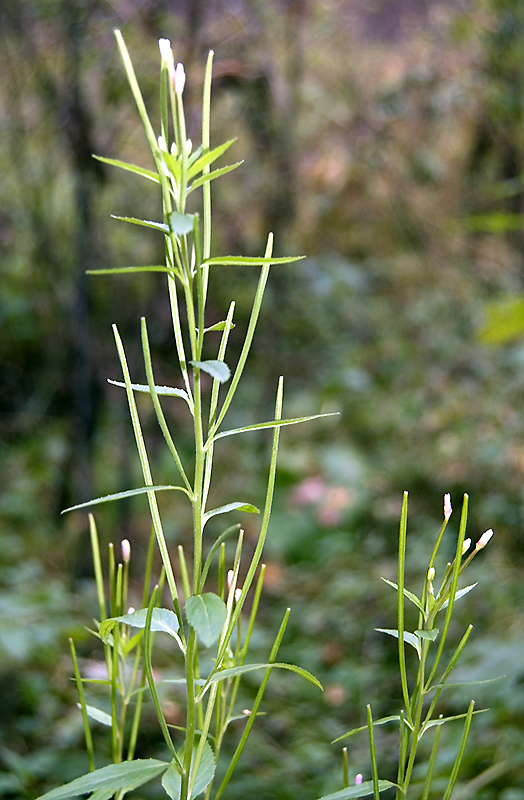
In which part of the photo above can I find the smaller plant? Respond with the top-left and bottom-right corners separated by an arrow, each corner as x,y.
316,492 -> 495,799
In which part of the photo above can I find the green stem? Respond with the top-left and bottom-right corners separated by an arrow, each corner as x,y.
69,638 -> 95,772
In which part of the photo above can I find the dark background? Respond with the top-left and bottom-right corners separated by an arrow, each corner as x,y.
2,1 -> 524,797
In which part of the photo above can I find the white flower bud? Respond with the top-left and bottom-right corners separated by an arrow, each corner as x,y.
427,567 -> 435,582
158,135 -> 167,152
158,38 -> 174,71
121,539 -> 131,563
127,606 -> 135,614
227,570 -> 234,588
185,138 -> 192,155
475,529 -> 493,550
242,708 -> 251,715
173,62 -> 186,95
462,537 -> 471,555
235,588 -> 242,603
444,493 -> 452,520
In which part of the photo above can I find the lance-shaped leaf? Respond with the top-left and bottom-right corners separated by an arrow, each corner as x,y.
34,759 -> 169,800
162,743 -> 215,799
187,139 -> 236,179
99,607 -> 179,644
381,578 -> 424,614
190,360 -> 231,383
421,708 -> 487,734
314,779 -> 397,800
111,215 -> 169,233
203,255 -> 305,267
375,628 -> 420,656
185,593 -> 227,647
62,485 -> 188,514
332,715 -> 403,744
415,628 -> 439,641
170,212 -> 195,235
199,320 -> 236,334
441,583 -> 478,609
189,162 -> 243,192
203,502 -> 260,525
107,379 -> 191,406
93,155 -> 160,183
211,412 -> 338,444
88,266 -> 174,276
205,662 -> 323,691
80,704 -> 112,727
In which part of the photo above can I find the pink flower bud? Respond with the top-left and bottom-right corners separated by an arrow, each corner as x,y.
173,62 -> 186,95
444,493 -> 452,520
242,708 -> 251,715
476,529 -> 493,550
121,539 -> 131,563
355,773 -> 363,785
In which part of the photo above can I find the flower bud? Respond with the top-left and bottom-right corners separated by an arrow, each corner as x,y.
242,708 -> 251,715
355,774 -> 363,785
158,135 -> 167,152
121,538 -> 131,563
127,606 -> 135,614
227,570 -> 234,588
235,587 -> 242,603
444,493 -> 452,521
476,529 -> 493,550
462,537 -> 471,555
173,62 -> 186,95
158,38 -> 174,71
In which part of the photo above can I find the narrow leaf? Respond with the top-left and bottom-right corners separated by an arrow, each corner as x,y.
190,360 -> 231,383
206,662 -> 323,691
162,743 -> 215,799
212,412 -> 338,442
62,485 -> 188,514
88,266 -> 173,275
34,759 -> 169,800
415,629 -> 439,641
381,578 -> 424,613
441,583 -> 478,609
375,628 -> 420,654
170,212 -> 195,235
111,215 -> 169,233
93,155 -> 159,183
203,255 -> 305,266
315,779 -> 397,800
332,716 -> 401,744
201,320 -> 236,334
422,708 -> 487,732
187,139 -> 236,179
81,704 -> 112,727
203,502 -> 260,525
189,162 -> 243,192
107,379 -> 190,404
185,593 -> 227,647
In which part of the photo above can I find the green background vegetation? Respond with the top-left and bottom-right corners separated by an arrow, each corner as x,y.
2,0 -> 524,797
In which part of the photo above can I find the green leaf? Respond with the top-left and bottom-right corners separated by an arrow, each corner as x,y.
415,628 -> 439,641
206,662 -> 323,691
117,607 -> 180,637
185,593 -> 227,647
381,578 -> 424,613
203,502 -> 260,525
203,255 -> 305,266
161,151 -> 182,183
332,716 -> 402,743
315,779 -> 397,799
34,759 -> 169,799
170,212 -> 195,235
375,628 -> 420,654
212,412 -> 338,442
441,583 -> 478,609
107,378 -> 190,405
62,485 -> 188,514
187,139 -> 236,179
93,155 -> 159,183
190,360 -> 231,383
422,708 -> 488,733
87,266 -> 174,275
478,295 -> 524,345
80,704 -> 112,727
111,215 -> 169,233
162,743 -> 215,799
189,162 -> 243,192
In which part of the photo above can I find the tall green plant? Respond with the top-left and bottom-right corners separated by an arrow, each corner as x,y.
317,493 -> 495,799
36,33 -> 331,800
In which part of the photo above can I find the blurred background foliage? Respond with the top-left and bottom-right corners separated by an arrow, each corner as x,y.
2,0 -> 524,797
